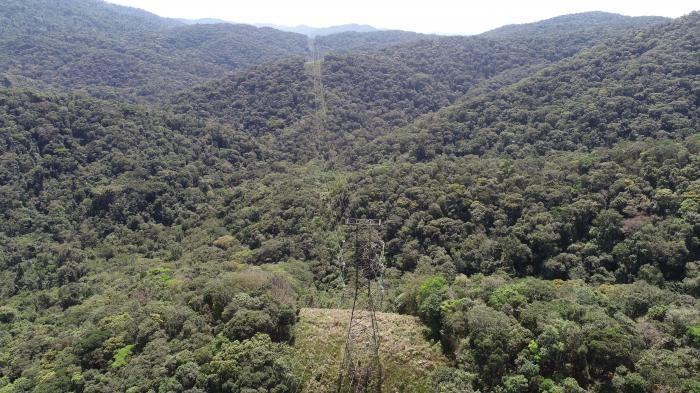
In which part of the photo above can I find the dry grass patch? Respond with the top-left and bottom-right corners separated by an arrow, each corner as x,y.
290,307 -> 448,392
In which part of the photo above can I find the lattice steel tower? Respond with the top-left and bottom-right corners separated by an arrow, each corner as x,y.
337,218 -> 385,393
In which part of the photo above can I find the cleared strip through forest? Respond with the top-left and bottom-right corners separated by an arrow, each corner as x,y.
307,37 -> 328,126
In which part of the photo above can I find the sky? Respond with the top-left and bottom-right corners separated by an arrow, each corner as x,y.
105,0 -> 698,35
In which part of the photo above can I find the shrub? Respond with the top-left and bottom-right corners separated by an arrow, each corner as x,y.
0,306 -> 17,323
503,374 -> 529,393
111,344 -> 135,368
688,325 -> 700,348
204,333 -> 296,392
417,276 -> 450,337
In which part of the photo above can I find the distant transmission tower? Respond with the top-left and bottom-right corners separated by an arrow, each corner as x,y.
337,218 -> 385,393
306,36 -> 327,157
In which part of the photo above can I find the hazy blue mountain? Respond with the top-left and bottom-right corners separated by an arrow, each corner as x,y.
257,23 -> 379,36
177,17 -> 230,25
180,20 -> 380,37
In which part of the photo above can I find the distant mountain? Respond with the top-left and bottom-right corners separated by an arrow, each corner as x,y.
483,11 -> 668,37
177,17 -> 230,25
258,23 -> 379,36
179,20 -> 381,37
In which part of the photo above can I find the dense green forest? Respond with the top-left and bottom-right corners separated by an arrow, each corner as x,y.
0,2 -> 698,392
0,0 -> 312,102
315,30 -> 429,54
482,12 -> 666,39
0,0 -> 427,103
367,12 -> 699,160
170,12 -> 674,160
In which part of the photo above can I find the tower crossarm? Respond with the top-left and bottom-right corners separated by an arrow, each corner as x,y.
344,218 -> 382,226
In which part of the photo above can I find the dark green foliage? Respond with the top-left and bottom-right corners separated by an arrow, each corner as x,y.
172,11 -> 668,159
170,58 -> 314,136
0,1 -> 442,104
430,366 -> 477,393
0,306 -> 17,323
483,12 -> 667,60
312,138 -> 697,285
316,30 -> 429,54
404,275 -> 700,392
369,13 -> 699,160
0,89 -> 266,292
0,0 -> 309,102
203,334 -> 297,393
220,293 -> 296,342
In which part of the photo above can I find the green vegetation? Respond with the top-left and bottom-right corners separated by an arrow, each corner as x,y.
316,30 -> 429,54
172,12 -> 669,155
111,345 -> 135,368
0,0 -> 430,103
0,0 -> 313,102
370,13 -> 698,160
0,2 -> 698,392
394,274 -> 700,392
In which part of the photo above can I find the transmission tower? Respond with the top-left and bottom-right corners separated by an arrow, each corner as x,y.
337,218 -> 385,393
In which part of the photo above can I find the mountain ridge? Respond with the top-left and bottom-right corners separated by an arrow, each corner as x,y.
368,11 -> 698,161
256,23 -> 380,36
170,11 -> 674,160
483,11 -> 669,37
0,0 -> 310,101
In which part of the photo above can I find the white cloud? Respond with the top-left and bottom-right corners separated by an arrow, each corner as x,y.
106,0 -> 698,34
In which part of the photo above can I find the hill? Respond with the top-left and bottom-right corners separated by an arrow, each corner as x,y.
483,11 -> 668,38
171,12 -> 670,158
0,0 -> 310,102
0,3 -> 669,106
0,0 -> 182,34
369,12 -> 698,160
480,12 -> 669,61
177,18 -> 230,25
316,30 -> 429,54
0,1 -> 431,103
